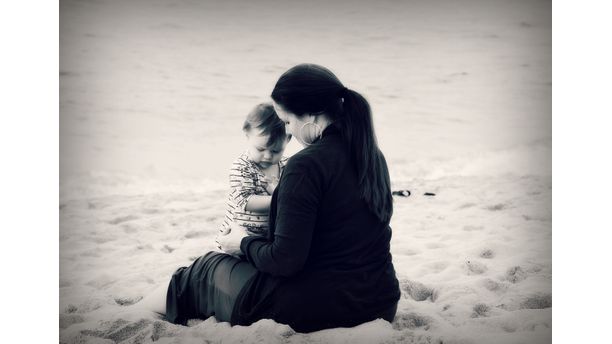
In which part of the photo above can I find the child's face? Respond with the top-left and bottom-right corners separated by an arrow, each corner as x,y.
245,129 -> 288,169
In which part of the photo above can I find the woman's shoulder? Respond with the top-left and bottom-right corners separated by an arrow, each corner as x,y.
284,140 -> 346,177
283,149 -> 314,173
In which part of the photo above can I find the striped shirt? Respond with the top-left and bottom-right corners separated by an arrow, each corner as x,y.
220,151 -> 288,236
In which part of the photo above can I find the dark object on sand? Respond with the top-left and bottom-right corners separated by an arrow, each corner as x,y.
423,192 -> 436,196
392,190 -> 411,197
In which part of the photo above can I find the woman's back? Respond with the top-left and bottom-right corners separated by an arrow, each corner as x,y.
285,125 -> 393,274
236,123 -> 400,332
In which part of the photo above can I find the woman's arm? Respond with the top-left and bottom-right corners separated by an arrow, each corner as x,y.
240,160 -> 321,277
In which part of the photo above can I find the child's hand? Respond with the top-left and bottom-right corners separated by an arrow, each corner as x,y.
265,182 -> 275,195
216,224 -> 248,255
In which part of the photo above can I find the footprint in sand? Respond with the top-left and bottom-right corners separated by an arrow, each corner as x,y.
401,280 -> 437,302
471,303 -> 491,318
81,319 -> 152,343
505,266 -> 527,283
520,293 -> 552,309
64,304 -> 78,313
80,319 -> 128,338
114,296 -> 143,306
150,320 -> 179,341
392,312 -> 432,330
501,323 -> 518,333
59,314 -> 85,329
465,260 -> 487,275
526,265 -> 543,273
495,292 -> 552,312
479,249 -> 495,259
481,278 -> 508,292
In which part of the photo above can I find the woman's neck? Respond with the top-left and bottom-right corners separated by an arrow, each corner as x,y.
313,114 -> 332,132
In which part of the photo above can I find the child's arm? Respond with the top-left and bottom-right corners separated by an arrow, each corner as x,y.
229,157 -> 274,214
243,175 -> 279,211
244,195 -> 272,212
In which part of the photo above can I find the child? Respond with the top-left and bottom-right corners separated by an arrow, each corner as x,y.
219,103 -> 291,238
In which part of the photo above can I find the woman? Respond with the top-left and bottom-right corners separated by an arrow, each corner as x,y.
146,64 -> 401,333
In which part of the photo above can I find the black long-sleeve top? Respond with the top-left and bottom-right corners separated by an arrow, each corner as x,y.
232,123 -> 401,332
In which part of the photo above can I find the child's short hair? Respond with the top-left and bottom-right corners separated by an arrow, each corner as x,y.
243,103 -> 289,147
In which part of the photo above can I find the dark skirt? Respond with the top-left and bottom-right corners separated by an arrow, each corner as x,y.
165,251 -> 400,332
165,251 -> 258,325
233,264 -> 400,333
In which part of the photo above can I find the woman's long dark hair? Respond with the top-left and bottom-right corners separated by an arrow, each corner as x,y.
271,64 -> 393,224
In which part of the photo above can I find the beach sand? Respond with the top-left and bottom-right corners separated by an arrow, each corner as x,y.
60,0 -> 551,343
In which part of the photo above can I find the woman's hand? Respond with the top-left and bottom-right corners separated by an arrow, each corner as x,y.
216,224 -> 249,255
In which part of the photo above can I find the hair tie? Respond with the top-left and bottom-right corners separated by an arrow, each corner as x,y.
339,87 -> 349,103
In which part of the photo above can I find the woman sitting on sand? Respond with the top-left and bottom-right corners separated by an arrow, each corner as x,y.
141,63 -> 401,333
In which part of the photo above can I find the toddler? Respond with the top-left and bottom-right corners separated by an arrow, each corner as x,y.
219,103 -> 291,238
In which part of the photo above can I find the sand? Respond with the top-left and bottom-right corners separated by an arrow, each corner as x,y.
60,0 -> 551,343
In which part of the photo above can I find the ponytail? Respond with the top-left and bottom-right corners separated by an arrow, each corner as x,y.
271,64 -> 393,224
340,89 -> 393,224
